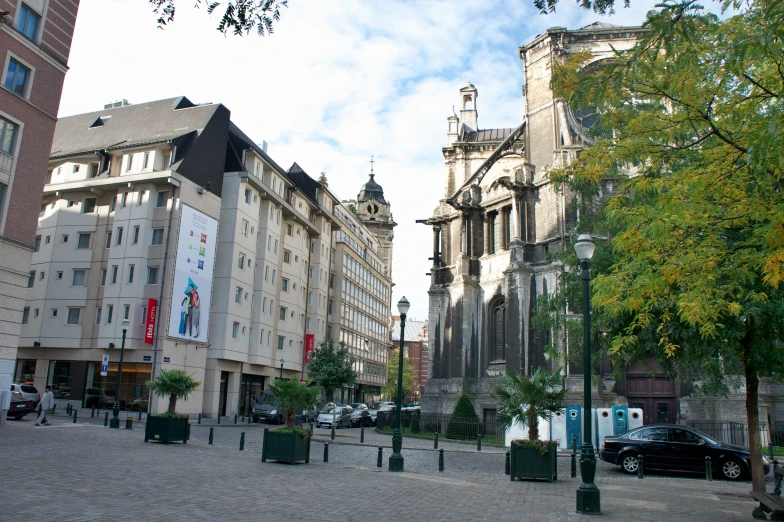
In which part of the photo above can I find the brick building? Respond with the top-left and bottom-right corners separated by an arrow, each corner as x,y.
0,0 -> 79,423
391,316 -> 427,404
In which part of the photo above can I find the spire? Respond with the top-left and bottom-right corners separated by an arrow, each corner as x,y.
370,154 -> 375,175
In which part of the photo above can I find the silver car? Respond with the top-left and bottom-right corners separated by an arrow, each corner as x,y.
317,405 -> 353,429
11,383 -> 40,406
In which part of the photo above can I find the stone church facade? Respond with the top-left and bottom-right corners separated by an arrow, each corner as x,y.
419,23 -> 784,434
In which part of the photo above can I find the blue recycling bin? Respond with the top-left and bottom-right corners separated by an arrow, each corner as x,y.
612,405 -> 629,435
566,405 -> 582,450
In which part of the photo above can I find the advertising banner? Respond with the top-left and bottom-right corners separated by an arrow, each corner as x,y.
144,298 -> 158,344
305,334 -> 315,362
167,204 -> 218,343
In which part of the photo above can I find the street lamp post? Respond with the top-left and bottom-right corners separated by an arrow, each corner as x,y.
389,296 -> 410,472
109,319 -> 130,429
574,234 -> 600,514
279,358 -> 285,379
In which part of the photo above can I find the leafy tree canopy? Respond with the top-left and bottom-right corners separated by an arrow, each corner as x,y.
549,0 -> 784,491
306,339 -> 357,402
149,0 -> 287,36
382,349 -> 417,399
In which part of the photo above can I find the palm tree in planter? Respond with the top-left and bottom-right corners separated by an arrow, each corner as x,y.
261,377 -> 320,465
496,367 -> 566,482
144,369 -> 201,444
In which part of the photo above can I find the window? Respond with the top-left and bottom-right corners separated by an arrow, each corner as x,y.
16,4 -> 40,41
73,164 -> 80,173
88,163 -> 99,178
105,232 -> 112,248
232,322 -> 240,339
151,228 -> 164,245
156,191 -> 169,208
22,307 -> 29,324
132,225 -> 140,244
111,265 -> 118,284
95,307 -> 102,325
34,235 -> 40,252
121,192 -> 128,207
56,271 -> 63,280
281,278 -> 289,292
278,336 -> 285,350
127,264 -> 135,284
238,252 -> 246,269
106,305 -> 113,324
241,219 -> 249,237
244,188 -> 251,204
162,154 -> 170,169
51,308 -> 58,318
116,227 -> 123,245
286,223 -> 293,236
39,271 -> 44,281
109,196 -> 116,212
77,233 -> 91,249
100,268 -> 107,286
328,299 -> 333,314
0,119 -> 17,155
629,427 -> 669,442
72,269 -> 86,287
27,271 -> 34,288
235,286 -> 242,304
279,307 -> 287,321
143,152 -> 150,169
67,200 -> 75,208
264,266 -> 269,281
146,266 -> 159,285
263,297 -> 266,312
45,235 -> 50,245
138,190 -> 146,206
4,58 -> 30,96
126,154 -> 133,172
272,269 -> 276,283
83,198 -> 96,213
124,304 -> 130,320
141,305 -> 147,325
62,234 -> 69,243
491,299 -> 505,361
274,239 -> 278,254
66,307 -> 81,325
283,250 -> 291,263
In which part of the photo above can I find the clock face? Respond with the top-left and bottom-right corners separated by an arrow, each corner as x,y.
366,202 -> 379,215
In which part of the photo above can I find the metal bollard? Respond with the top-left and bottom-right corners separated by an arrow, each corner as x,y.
705,456 -> 713,481
66,403 -> 71,415
505,450 -> 511,475
439,449 -> 444,472
91,407 -> 95,418
198,413 -> 202,425
331,424 -> 335,441
240,432 -> 245,451
125,417 -> 133,430
638,454 -> 644,479
104,411 -> 109,426
434,432 -> 439,449
571,450 -> 577,478
138,410 -> 142,421
323,442 -> 329,463
361,428 -> 365,443
218,414 -> 221,424
377,446 -> 383,468
209,427 -> 214,445
477,433 -> 482,452
248,414 -> 251,425
234,413 -> 238,424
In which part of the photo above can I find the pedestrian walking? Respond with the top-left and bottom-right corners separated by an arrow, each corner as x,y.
36,385 -> 54,426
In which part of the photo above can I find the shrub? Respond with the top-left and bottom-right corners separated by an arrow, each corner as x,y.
446,394 -> 479,440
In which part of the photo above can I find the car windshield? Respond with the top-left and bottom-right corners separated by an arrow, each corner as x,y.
21,385 -> 38,393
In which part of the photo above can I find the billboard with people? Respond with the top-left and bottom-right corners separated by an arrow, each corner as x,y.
167,204 -> 218,343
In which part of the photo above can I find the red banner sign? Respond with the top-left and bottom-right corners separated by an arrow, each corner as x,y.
144,298 -> 158,345
305,333 -> 315,362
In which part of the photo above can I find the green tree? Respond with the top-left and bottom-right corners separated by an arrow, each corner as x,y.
307,339 -> 357,403
268,377 -> 320,428
149,0 -> 287,36
382,349 -> 416,399
446,393 -> 479,440
146,369 -> 201,415
495,368 -> 566,440
550,0 -> 784,491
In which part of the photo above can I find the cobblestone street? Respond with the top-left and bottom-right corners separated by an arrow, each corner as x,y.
0,411 -> 764,521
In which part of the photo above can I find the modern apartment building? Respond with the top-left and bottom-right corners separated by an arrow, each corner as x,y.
0,0 -> 80,423
15,96 -> 340,416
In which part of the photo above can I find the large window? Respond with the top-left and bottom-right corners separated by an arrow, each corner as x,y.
16,4 -> 40,41
72,269 -> 86,287
77,233 -> 91,249
0,118 -> 17,155
66,307 -> 81,325
4,58 -> 30,96
490,298 -> 505,361
151,228 -> 164,245
146,266 -> 159,285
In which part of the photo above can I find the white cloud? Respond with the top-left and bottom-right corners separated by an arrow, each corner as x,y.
60,0 -> 660,319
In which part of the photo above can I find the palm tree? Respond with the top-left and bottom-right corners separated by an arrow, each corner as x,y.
495,368 -> 566,440
146,369 -> 201,415
268,377 -> 320,428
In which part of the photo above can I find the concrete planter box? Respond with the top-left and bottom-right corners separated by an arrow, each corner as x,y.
510,442 -> 557,482
261,428 -> 311,464
144,415 -> 190,444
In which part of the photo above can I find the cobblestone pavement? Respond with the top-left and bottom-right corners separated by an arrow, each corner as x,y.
1,412 -> 763,521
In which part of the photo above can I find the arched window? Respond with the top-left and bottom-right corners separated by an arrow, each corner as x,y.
490,298 -> 505,361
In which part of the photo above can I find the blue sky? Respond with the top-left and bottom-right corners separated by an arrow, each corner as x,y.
60,0 -> 661,319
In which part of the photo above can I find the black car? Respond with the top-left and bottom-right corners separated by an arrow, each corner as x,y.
251,402 -> 283,424
600,424 -> 771,480
7,399 -> 36,420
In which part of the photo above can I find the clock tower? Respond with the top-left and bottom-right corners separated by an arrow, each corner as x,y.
353,160 -> 396,280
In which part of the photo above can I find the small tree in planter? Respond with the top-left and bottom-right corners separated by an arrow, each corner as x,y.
262,378 -> 320,465
144,369 -> 201,444
496,368 -> 566,481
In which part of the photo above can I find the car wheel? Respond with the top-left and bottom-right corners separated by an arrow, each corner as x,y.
620,453 -> 640,474
721,458 -> 744,480
13,414 -> 23,420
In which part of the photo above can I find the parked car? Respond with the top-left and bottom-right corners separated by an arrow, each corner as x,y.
349,407 -> 372,427
7,399 -> 36,420
317,405 -> 353,429
131,396 -> 149,412
84,387 -> 101,408
11,383 -> 40,407
367,408 -> 378,426
252,401 -> 283,424
300,407 -> 319,423
600,425 -> 771,480
350,402 -> 367,411
374,401 -> 395,411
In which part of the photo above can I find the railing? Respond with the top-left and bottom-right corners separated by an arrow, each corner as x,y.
686,421 -> 768,448
0,151 -> 13,175
376,411 -> 505,445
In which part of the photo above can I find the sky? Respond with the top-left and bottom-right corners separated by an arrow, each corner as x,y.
59,0 -> 661,320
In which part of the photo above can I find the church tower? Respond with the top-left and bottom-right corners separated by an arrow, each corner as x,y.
353,159 -> 397,280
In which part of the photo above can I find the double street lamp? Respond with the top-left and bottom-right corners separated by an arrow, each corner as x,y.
574,234 -> 601,514
109,319 -> 130,429
389,296 -> 410,472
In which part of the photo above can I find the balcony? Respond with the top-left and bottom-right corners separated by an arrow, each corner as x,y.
0,151 -> 13,176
